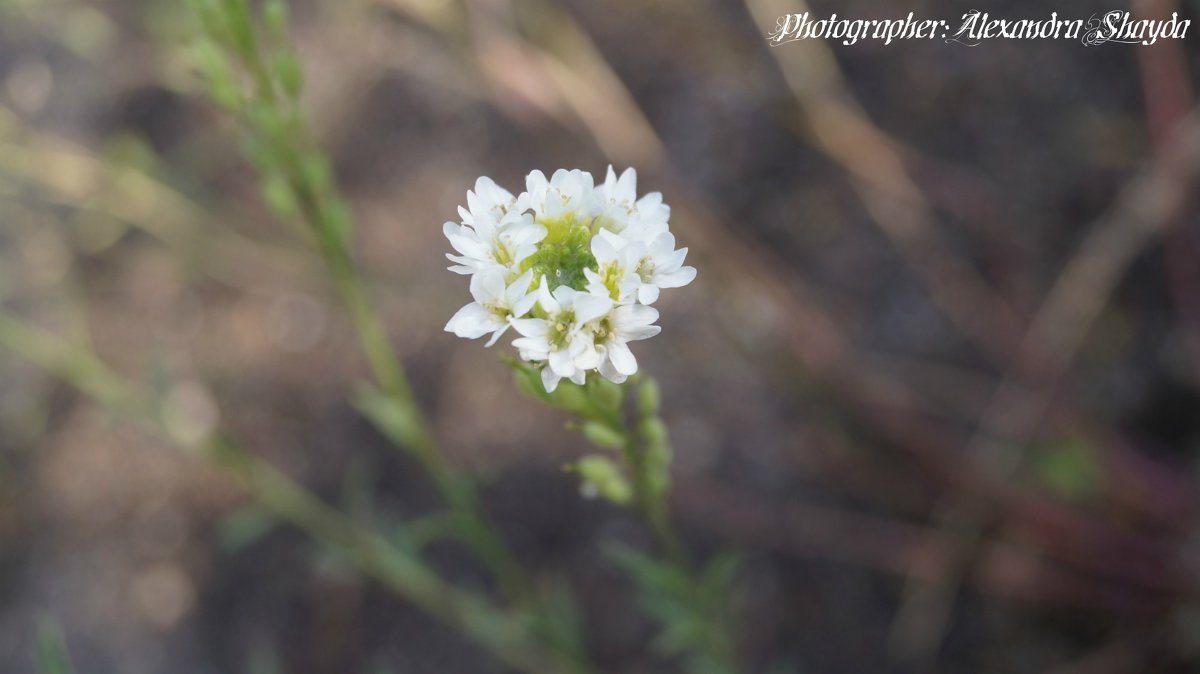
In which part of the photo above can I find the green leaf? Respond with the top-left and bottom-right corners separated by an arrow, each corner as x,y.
1031,437 -> 1104,502
700,550 -> 741,601
527,577 -> 588,662
353,382 -> 422,449
217,504 -> 279,552
36,620 -> 73,674
217,0 -> 256,59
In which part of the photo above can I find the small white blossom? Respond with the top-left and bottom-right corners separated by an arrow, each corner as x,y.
585,229 -> 695,305
459,176 -> 527,230
443,167 -> 695,388
584,304 -> 662,384
593,166 -> 671,239
625,231 -> 696,305
444,218 -> 544,277
444,270 -> 538,346
445,178 -> 545,276
510,283 -> 613,392
584,229 -> 641,302
521,169 -> 595,222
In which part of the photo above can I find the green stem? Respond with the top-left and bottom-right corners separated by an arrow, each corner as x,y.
306,183 -> 530,604
197,0 -> 532,604
590,379 -> 739,674
0,311 -> 572,674
617,422 -> 684,564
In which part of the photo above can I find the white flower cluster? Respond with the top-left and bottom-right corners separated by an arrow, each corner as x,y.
444,167 -> 696,392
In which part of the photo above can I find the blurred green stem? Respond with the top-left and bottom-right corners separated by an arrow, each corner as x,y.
0,311 -> 573,674
188,0 -> 530,604
522,369 -> 739,674
615,382 -> 737,673
611,387 -> 684,564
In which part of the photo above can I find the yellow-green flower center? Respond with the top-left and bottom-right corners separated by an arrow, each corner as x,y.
549,310 -> 576,348
521,212 -> 598,291
592,317 -> 613,345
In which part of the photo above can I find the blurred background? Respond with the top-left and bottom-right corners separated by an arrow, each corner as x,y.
2,0 -> 1200,671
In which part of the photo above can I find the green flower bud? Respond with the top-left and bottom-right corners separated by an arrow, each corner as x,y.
637,378 -> 661,417
548,380 -> 591,416
262,0 -> 289,41
194,40 -> 241,111
639,417 -> 668,450
581,420 -> 625,450
511,366 -> 547,402
645,443 -> 673,496
261,172 -> 296,218
272,51 -> 303,100
587,377 -> 623,414
574,456 -> 632,505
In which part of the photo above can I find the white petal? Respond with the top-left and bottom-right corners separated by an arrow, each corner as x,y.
484,324 -> 510,347
541,367 -> 561,393
445,303 -> 494,339
509,318 -> 549,339
470,270 -> 507,303
551,285 -> 578,309
538,281 -> 560,314
663,246 -> 689,270
573,293 -> 614,325
607,341 -> 638,376
597,349 -> 622,382
656,266 -> 696,289
505,269 -> 535,303
636,284 -> 660,305
549,348 -> 576,377
591,232 -> 621,264
616,167 -> 637,200
512,336 -> 549,357
614,304 -> 659,330
649,232 -> 678,257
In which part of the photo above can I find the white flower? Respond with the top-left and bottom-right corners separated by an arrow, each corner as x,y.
445,178 -> 545,276
444,167 -> 695,389
592,166 -> 671,239
584,229 -> 641,302
445,270 -> 537,346
624,231 -> 696,305
585,229 -> 695,305
444,216 -> 544,276
459,176 -> 527,230
584,304 -> 662,384
510,283 -> 612,392
521,169 -> 595,223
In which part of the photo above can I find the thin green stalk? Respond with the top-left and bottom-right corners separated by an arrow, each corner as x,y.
617,416 -> 684,565
541,373 -> 739,674
0,311 -> 574,674
188,0 -> 531,604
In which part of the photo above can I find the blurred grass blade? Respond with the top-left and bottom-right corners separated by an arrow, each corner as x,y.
37,620 -> 74,674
